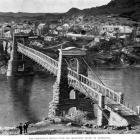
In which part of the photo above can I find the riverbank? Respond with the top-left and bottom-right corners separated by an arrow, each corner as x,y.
1,117 -> 140,135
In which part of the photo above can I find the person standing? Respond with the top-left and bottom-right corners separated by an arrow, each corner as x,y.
23,122 -> 29,134
17,123 -> 23,134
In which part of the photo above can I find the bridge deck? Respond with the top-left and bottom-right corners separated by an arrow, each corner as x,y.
106,103 -> 136,116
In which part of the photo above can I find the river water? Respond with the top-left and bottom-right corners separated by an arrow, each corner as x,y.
92,67 -> 140,109
0,68 -> 140,127
0,72 -> 55,127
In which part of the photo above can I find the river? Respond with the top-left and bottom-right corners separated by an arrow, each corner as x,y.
0,68 -> 140,127
91,67 -> 140,109
0,72 -> 55,127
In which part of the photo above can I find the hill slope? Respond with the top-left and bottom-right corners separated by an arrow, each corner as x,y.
66,0 -> 140,21
0,0 -> 139,22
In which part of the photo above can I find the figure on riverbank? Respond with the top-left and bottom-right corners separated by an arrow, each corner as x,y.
17,123 -> 23,134
23,122 -> 29,134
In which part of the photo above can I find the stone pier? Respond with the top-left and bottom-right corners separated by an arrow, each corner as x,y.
48,47 -> 87,118
97,94 -> 105,126
7,34 -> 32,76
48,47 -> 108,126
7,36 -> 18,76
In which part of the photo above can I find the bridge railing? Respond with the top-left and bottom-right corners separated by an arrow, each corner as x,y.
68,68 -> 122,104
68,68 -> 101,102
18,43 -> 58,67
17,43 -> 58,75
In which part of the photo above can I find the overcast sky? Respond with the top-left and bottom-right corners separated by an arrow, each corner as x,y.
0,0 -> 111,13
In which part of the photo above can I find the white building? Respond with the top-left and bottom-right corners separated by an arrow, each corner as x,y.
62,23 -> 70,31
100,25 -> 133,34
37,23 -> 46,35
44,36 -> 55,42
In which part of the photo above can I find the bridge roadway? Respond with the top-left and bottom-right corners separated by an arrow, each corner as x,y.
17,43 -> 137,118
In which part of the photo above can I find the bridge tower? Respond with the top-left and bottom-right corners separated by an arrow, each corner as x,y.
7,35 -> 18,76
7,34 -> 31,76
48,46 -> 107,126
48,47 -> 88,118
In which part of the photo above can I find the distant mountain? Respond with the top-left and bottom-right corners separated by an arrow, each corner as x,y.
83,0 -> 140,21
0,0 -> 139,23
0,12 -> 64,23
107,0 -> 136,8
66,8 -> 81,15
66,0 -> 140,21
0,12 -> 45,17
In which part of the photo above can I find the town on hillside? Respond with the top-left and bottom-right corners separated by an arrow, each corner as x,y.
0,16 -> 140,67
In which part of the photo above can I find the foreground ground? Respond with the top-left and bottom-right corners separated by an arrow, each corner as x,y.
0,119 -> 140,135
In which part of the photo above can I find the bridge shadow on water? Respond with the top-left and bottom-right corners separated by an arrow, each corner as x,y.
8,75 -> 39,124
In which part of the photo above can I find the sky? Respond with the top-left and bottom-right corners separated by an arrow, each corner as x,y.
0,0 -> 111,13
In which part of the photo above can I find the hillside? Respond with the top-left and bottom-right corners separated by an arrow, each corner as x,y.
106,0 -> 140,20
0,0 -> 140,23
66,0 -> 140,21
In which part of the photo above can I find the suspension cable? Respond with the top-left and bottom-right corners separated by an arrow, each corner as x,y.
82,57 -> 105,86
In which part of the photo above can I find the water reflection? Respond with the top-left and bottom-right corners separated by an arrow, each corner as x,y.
0,72 -> 54,127
8,76 -> 39,124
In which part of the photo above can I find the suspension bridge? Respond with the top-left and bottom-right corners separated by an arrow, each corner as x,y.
1,32 -> 140,127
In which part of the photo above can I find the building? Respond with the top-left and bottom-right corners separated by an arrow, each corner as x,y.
37,23 -> 46,36
44,36 -> 55,42
100,25 -> 133,35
